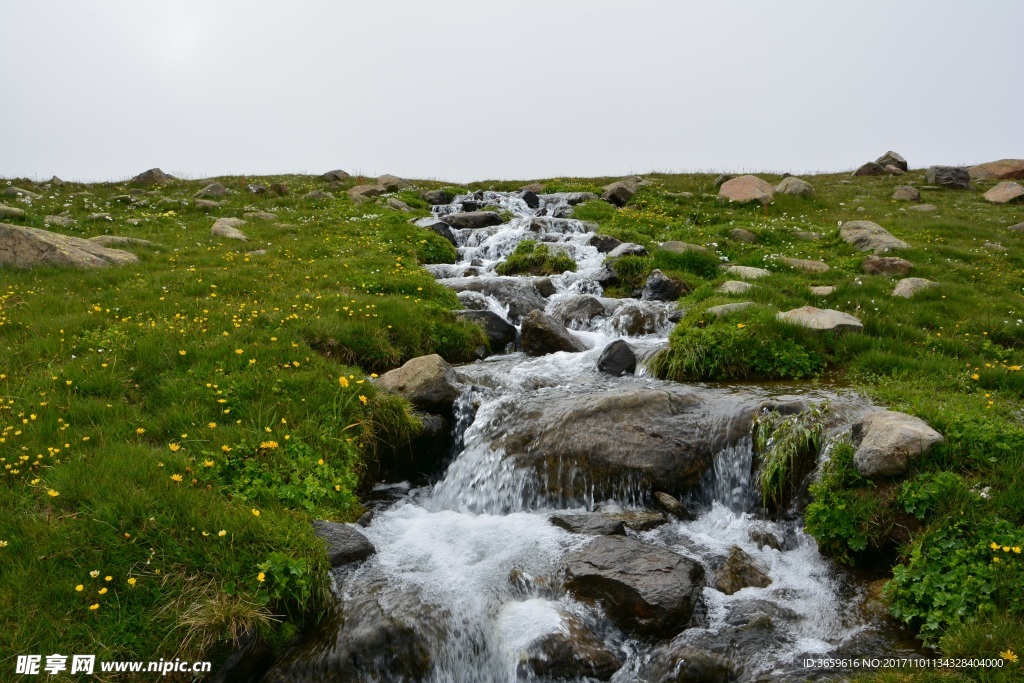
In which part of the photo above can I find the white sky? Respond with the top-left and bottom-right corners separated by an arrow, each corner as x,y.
2,0 -> 1021,183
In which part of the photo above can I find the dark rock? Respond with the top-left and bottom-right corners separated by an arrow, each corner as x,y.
642,269 -> 688,301
714,545 -> 771,595
305,190 -> 335,200
597,339 -> 637,377
320,169 -> 350,182
644,643 -> 735,683
876,151 -> 908,172
863,255 -> 914,276
311,520 -> 375,567
247,183 -> 268,194
440,277 -> 547,323
413,217 -> 457,246
610,301 -> 667,336
375,354 -> 460,414
713,174 -> 734,188
600,510 -> 668,532
748,523 -> 784,550
443,211 -> 504,230
456,290 -> 489,310
590,234 -> 622,253
521,190 -> 540,209
563,535 -> 705,637
593,264 -> 620,287
729,228 -> 757,242
551,295 -> 606,328
853,162 -> 885,176
518,613 -> 623,681
601,180 -> 636,207
521,310 -> 587,356
454,310 -> 517,353
924,165 -> 971,189
420,189 -> 450,205
532,276 -> 558,298
550,513 -> 626,536
653,491 -> 692,520
565,191 -> 599,205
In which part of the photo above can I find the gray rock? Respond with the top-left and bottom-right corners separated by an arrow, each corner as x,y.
983,181 -> 1024,205
247,183 -> 268,194
907,203 -> 937,212
779,257 -> 829,273
43,215 -> 74,227
893,277 -> 938,298
550,513 -> 626,536
440,277 -> 547,323
853,162 -> 885,176
0,203 -> 26,219
563,535 -> 705,636
729,228 -> 757,242
713,174 -> 734,188
1009,222 -> 1024,232
550,295 -> 607,328
924,165 -> 971,189
775,176 -> 814,197
376,174 -> 409,192
386,197 -> 413,212
653,491 -> 692,520
589,234 -> 621,253
521,310 -> 587,356
809,285 -> 836,296
455,290 -> 489,310
420,189 -> 450,205
609,301 -> 666,336
601,180 -> 636,207
600,510 -> 668,532
777,306 -> 863,333
0,223 -> 137,268
726,265 -> 771,279
516,612 -> 622,681
641,269 -> 688,301
795,230 -> 823,240
320,169 -> 350,181
413,216 -> 457,245
863,255 -> 914,276
89,235 -> 153,247
718,280 -> 753,294
719,175 -> 774,205
375,354 -> 460,413
983,241 -> 1007,252
86,213 -> 112,222
531,276 -> 557,298
347,184 -> 386,203
454,310 -> 517,353
211,217 -> 247,241
840,220 -> 909,253
442,211 -> 504,230
130,168 -> 175,185
305,190 -> 335,200
892,185 -> 921,202
660,241 -> 707,254
194,199 -> 221,211
596,339 -> 637,376
243,211 -> 278,221
311,520 -> 375,567
876,151 -> 908,172
706,302 -> 754,318
194,182 -> 227,199
852,411 -> 945,478
608,242 -> 648,258
714,545 -> 772,595
644,643 -> 735,683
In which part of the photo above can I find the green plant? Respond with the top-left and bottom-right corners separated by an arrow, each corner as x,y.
754,402 -> 830,509
899,471 -> 970,521
495,240 -> 577,276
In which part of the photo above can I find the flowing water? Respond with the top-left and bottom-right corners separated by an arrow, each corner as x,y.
265,191 -> 918,682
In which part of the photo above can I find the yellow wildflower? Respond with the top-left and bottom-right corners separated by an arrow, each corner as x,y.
257,572 -> 266,582
47,489 -> 59,497
1001,649 -> 1018,663
89,604 -> 99,611
251,509 -> 260,517
260,441 -> 279,450
991,542 -> 1001,550
179,350 -> 186,356
169,443 -> 181,452
127,577 -> 137,586
170,473 -> 183,483
90,570 -> 99,578
75,584 -> 83,592
359,395 -> 368,405
136,427 -> 145,435
339,376 -> 349,388
204,460 -> 214,467
98,587 -> 107,595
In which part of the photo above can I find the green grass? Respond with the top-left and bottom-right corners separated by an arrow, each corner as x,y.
494,239 -> 576,276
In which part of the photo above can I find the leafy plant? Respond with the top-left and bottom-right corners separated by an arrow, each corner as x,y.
754,402 -> 830,509
495,240 -> 577,276
899,471 -> 970,521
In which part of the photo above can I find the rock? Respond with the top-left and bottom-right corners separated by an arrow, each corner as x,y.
601,180 -> 636,207
531,276 -> 557,298
853,162 -> 885,176
386,197 -> 413,212
44,215 -> 74,227
597,339 -> 637,377
600,510 -> 667,532
0,223 -> 138,268
968,159 -> 1024,181
795,230 -> 823,240
1009,222 -> 1024,232
748,524 -> 784,551
421,189 -> 450,205
718,280 -> 753,294
775,176 -> 814,197
48,176 -> 64,186
983,181 -> 1024,205
413,217 -> 457,246
607,242 -> 648,258
130,168 -> 175,185
660,241 -> 707,254
644,643 -> 735,683
89,235 -> 153,247
924,166 -> 971,189
347,184 -> 386,203
653,491 -> 692,520
270,182 -> 288,196
376,174 -> 409,192
907,203 -> 937,212
777,306 -> 863,333
706,302 -> 754,318
563,191 -> 599,205
729,228 -> 757,242
713,174 -> 734,188
247,183 -> 267,194
320,169 -> 350,182
884,164 -> 906,175
892,185 -> 921,202
517,612 -> 623,681
563,535 -> 705,636
726,265 -> 770,280
550,513 -> 626,536
0,203 -> 26,219
194,199 -> 221,211
714,546 -> 772,595
852,411 -> 945,478
642,269 -> 688,301
592,265 -> 620,287
719,175 -> 774,205
589,234 -> 622,253
521,310 -> 587,356
243,211 -> 278,221
442,211 -> 504,230
246,249 -> 267,257
210,217 -> 247,241
840,220 -> 909,253
550,295 -> 606,328
456,291 -> 489,310
376,354 -> 460,414
809,285 -> 835,296
454,310 -> 517,353
520,190 -> 540,209
311,520 -> 375,567
983,241 -> 1007,252
441,277 -> 547,323
779,257 -> 829,273
892,277 -> 937,298
876,151 -> 909,172
305,190 -> 334,200
610,302 -> 666,336
863,255 -> 914,276
85,213 -> 112,222
194,182 -> 227,199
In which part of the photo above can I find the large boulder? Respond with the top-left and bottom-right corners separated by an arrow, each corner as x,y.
713,546 -> 772,595
550,295 -> 607,328
719,175 -> 774,205
420,188 -> 450,205
375,354 -> 460,414
440,277 -> 547,323
130,168 -> 175,185
852,411 -> 944,478
775,176 -> 814,197
442,211 -> 504,230
601,180 -> 636,207
893,277 -> 938,298
641,269 -> 688,301
968,159 -> 1024,181
376,174 -> 410,192
596,339 -> 637,377
862,255 -> 914,276
892,185 -> 921,202
840,220 -> 909,253
853,162 -> 885,176
876,151 -> 909,172
0,223 -> 138,268
0,203 -> 26,219
413,216 -> 457,246
563,535 -> 705,637
609,302 -> 666,336
453,310 -> 517,353
521,310 -> 587,356
211,217 -> 248,240
320,169 -> 350,182
347,184 -> 387,204
311,520 -> 375,567
777,306 -> 863,333
983,181 -> 1024,205
515,610 -> 623,681
924,165 -> 971,189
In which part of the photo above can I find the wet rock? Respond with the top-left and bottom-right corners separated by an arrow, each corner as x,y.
840,220 -> 909,253
312,520 -> 375,567
517,612 -> 623,681
130,168 -> 175,185
642,269 -> 688,301
729,228 -> 757,242
550,513 -> 626,536
853,162 -> 885,176
551,295 -> 607,328
779,257 -> 829,273
719,175 -> 774,205
89,235 -> 153,247
653,491 -> 692,520
0,203 -> 26,219
660,241 -> 707,254
305,190 -> 335,200
0,223 -> 137,268
644,643 -> 735,683
892,185 -> 921,202
531,276 -> 557,298
454,310 -> 517,353
194,182 -> 227,199
718,280 -> 753,294
601,510 -> 668,532
893,277 -> 937,298
320,169 -> 350,182
211,217 -> 247,240
601,180 -> 637,207
852,411 -> 945,478
564,535 -> 705,637
375,354 -> 460,414
924,165 -> 971,189
413,216 -> 457,246
376,174 -> 409,192
522,310 -> 587,356
608,242 -> 649,259
420,188 -> 450,205
593,264 -> 620,287
713,546 -> 772,595
983,181 -> 1024,205
968,159 -> 1024,181
597,339 -> 637,377
441,277 -> 547,323
610,301 -> 666,336
725,265 -> 770,280
775,176 -> 815,197
243,211 -> 278,221
876,151 -> 909,172
456,290 -> 489,310
589,233 -> 622,253
777,306 -> 863,333
443,211 -> 504,230
706,302 -> 754,318
863,255 -> 913,276
347,184 -> 386,203
748,523 -> 784,550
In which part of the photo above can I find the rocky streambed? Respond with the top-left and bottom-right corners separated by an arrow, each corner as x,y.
262,188 -> 926,682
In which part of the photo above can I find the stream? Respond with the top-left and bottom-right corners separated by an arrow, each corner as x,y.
264,190 -> 919,682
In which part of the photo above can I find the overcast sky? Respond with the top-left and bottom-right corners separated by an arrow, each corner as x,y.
2,1 -> 1020,183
